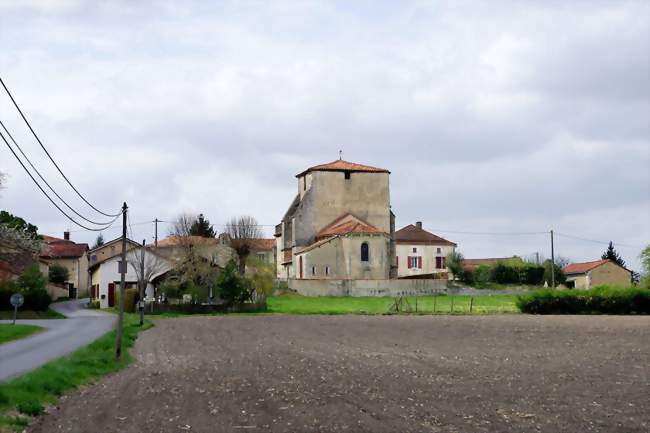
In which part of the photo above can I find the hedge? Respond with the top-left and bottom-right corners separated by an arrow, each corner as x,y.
517,286 -> 650,315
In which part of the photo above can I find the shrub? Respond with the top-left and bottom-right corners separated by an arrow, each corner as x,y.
492,262 -> 519,284
1,267 -> 52,311
473,265 -> 492,286
217,260 -> 252,305
114,288 -> 138,313
517,286 -> 650,314
48,264 -> 69,284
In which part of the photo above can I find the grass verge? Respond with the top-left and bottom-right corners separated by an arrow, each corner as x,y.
0,310 -> 65,320
0,314 -> 151,432
0,325 -> 44,345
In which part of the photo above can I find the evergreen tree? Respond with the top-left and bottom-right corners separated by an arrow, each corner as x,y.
601,241 -> 626,267
189,213 -> 215,238
92,233 -> 105,249
0,210 -> 39,239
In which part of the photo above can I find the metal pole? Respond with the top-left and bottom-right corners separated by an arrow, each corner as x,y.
550,230 -> 555,288
139,239 -> 145,326
154,218 -> 158,248
13,305 -> 17,324
115,202 -> 128,360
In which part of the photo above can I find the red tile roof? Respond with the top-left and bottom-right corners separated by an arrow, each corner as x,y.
40,236 -> 88,259
316,214 -> 385,240
563,259 -> 614,275
296,159 -> 390,177
249,238 -> 275,251
394,224 -> 456,246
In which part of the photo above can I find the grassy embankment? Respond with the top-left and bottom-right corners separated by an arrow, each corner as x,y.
0,314 -> 151,432
0,325 -> 44,345
0,310 -> 65,320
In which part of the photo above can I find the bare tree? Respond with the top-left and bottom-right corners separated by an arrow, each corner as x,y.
224,215 -> 263,274
169,213 -> 197,237
128,244 -> 170,324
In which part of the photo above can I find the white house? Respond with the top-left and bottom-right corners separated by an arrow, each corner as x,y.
90,244 -> 171,309
395,222 -> 457,279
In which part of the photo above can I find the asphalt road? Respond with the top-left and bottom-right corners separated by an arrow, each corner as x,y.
0,299 -> 114,382
29,315 -> 650,433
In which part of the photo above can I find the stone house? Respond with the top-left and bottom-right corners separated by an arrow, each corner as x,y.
275,159 -> 396,280
394,222 -> 456,278
563,259 -> 632,289
40,232 -> 89,294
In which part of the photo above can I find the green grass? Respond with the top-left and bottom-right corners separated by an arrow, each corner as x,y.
0,309 -> 65,320
0,325 -> 44,345
0,314 -> 151,432
267,293 -> 519,315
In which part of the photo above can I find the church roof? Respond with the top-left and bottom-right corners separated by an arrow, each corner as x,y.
296,159 -> 390,178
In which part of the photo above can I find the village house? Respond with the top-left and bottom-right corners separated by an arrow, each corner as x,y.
40,232 -> 89,295
275,159 -> 396,280
394,222 -> 456,278
249,238 -> 275,266
563,259 -> 632,289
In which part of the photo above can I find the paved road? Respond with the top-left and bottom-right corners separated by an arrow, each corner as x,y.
0,299 -> 114,382
29,315 -> 650,433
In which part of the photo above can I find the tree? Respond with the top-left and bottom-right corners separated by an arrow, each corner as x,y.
224,215 -> 262,274
246,255 -> 274,302
190,213 -> 215,238
602,241 -> 626,267
216,260 -> 252,305
0,210 -> 39,240
543,259 -> 566,287
92,233 -> 105,249
169,213 -> 197,237
446,250 -> 464,280
128,244 -> 170,324
639,245 -> 650,289
48,264 -> 70,284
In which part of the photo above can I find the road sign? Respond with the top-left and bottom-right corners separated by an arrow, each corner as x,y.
10,293 -> 24,307
10,293 -> 24,325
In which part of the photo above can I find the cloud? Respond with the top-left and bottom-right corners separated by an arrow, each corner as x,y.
0,0 -> 648,270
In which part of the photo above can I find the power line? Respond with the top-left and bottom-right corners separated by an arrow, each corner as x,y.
1,129 -> 120,232
554,232 -> 643,249
0,118 -> 114,226
0,76 -> 121,218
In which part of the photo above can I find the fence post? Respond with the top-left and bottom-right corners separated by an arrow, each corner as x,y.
433,294 -> 437,313
451,296 -> 454,313
470,297 -> 474,313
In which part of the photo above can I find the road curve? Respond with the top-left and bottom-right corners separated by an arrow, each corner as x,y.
0,299 -> 114,382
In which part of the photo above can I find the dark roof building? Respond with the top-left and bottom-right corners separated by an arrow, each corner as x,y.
394,222 -> 456,246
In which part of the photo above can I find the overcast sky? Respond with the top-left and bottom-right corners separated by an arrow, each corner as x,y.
0,0 -> 648,271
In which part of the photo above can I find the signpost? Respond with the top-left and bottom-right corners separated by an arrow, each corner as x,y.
10,293 -> 24,325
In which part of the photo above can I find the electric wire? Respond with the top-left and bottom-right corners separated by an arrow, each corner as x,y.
554,232 -> 643,249
0,118 -> 115,226
0,76 -> 121,218
1,129 -> 121,231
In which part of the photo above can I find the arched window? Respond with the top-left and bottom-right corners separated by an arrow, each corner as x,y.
361,242 -> 369,262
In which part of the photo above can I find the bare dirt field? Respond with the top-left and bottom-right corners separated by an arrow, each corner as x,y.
30,315 -> 649,433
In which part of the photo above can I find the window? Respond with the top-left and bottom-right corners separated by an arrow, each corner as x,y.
409,256 -> 420,269
361,242 -> 369,262
311,266 -> 316,276
256,253 -> 266,262
325,266 -> 330,276
435,256 -> 446,269
436,247 -> 441,253
344,171 -> 351,180
412,247 -> 417,253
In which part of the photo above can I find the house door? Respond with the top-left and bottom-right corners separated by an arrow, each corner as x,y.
108,283 -> 115,307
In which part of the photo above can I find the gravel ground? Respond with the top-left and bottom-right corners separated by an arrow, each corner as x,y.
29,315 -> 649,433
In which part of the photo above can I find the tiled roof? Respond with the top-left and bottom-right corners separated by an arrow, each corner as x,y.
249,239 -> 275,251
316,214 -> 385,241
40,236 -> 88,259
296,159 -> 390,177
563,259 -> 614,275
394,224 -> 456,246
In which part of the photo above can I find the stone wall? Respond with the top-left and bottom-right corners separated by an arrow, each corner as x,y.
287,278 -> 447,297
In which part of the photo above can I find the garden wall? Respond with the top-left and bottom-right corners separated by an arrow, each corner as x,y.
287,279 -> 447,297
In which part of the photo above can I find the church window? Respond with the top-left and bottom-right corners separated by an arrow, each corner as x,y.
361,242 -> 369,262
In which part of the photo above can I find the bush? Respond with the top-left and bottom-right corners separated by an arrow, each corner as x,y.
217,260 -> 252,305
491,262 -> 519,284
88,300 -> 100,309
0,266 -> 52,311
114,288 -> 138,313
473,265 -> 492,286
517,286 -> 650,314
48,264 -> 69,284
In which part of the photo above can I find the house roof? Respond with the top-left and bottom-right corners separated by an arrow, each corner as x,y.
154,235 -> 219,248
249,239 -> 275,251
316,214 -> 386,240
563,259 -> 629,275
88,236 -> 140,254
296,159 -> 390,178
394,224 -> 456,246
40,236 -> 88,259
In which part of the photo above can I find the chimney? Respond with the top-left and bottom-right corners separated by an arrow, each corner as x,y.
64,231 -> 70,241
416,222 -> 422,230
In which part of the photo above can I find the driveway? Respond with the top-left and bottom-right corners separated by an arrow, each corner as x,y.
0,299 -> 114,382
28,314 -> 650,433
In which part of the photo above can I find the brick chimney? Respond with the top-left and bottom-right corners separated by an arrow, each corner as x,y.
416,222 -> 422,230
64,231 -> 70,241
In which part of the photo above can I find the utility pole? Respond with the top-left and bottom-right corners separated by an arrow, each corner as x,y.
154,218 -> 159,248
535,252 -> 540,266
115,202 -> 127,360
139,239 -> 145,326
550,230 -> 555,288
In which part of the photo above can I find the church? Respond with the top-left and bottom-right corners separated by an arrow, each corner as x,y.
275,159 -> 396,280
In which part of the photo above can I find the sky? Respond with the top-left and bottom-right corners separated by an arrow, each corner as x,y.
0,0 -> 648,271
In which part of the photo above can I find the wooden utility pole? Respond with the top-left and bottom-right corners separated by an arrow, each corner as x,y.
154,218 -> 159,248
115,202 -> 128,360
550,230 -> 556,288
139,239 -> 145,326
